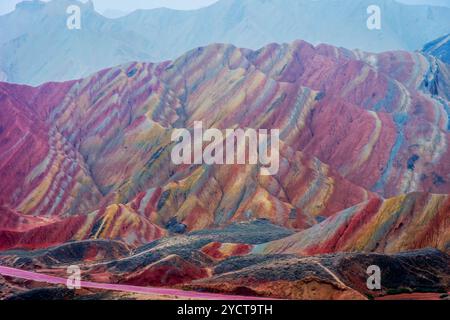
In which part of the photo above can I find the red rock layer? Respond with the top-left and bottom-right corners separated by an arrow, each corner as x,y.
0,204 -> 165,251
256,193 -> 450,255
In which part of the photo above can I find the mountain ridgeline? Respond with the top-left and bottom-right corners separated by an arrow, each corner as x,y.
1,0 -> 450,85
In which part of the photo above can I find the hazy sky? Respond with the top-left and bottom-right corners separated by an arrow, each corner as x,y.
0,0 -> 219,15
1,0 -> 449,16
398,0 -> 449,5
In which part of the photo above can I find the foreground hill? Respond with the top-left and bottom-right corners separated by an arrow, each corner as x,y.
1,0 -> 450,85
1,228 -> 448,300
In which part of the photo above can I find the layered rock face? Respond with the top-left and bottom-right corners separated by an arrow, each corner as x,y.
0,39 -> 449,299
1,40 -> 449,247
255,193 -> 450,255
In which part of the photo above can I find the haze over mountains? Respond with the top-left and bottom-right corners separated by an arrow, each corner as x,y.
423,34 -> 450,64
1,0 -> 450,85
398,0 -> 450,6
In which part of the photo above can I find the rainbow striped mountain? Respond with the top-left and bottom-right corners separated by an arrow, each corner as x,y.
0,0 -> 449,300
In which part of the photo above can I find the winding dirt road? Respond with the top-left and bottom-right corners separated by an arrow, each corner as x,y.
0,266 -> 265,300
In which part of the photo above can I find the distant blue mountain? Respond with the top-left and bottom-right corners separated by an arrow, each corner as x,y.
1,0 -> 450,85
423,34 -> 450,64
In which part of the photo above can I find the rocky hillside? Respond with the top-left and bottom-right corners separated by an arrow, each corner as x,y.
1,40 -> 450,251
